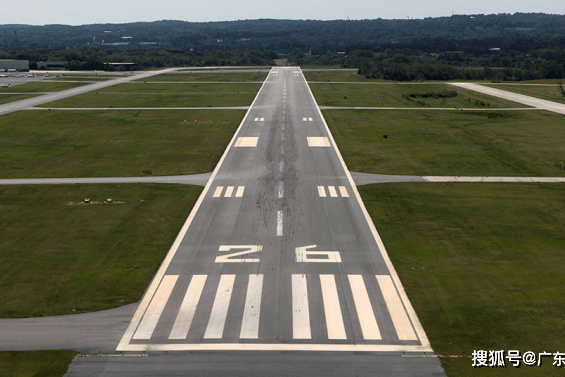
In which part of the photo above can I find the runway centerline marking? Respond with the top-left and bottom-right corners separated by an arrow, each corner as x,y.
276,211 -> 283,236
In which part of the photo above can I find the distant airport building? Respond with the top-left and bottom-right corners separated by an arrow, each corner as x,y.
103,62 -> 137,71
0,59 -> 29,72
37,61 -> 69,71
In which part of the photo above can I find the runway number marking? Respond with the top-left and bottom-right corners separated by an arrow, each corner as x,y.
215,245 -> 262,263
295,245 -> 342,263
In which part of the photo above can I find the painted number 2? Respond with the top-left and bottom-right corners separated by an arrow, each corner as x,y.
215,245 -> 262,263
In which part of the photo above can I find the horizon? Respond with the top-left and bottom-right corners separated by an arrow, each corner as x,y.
1,11 -> 565,28
0,0 -> 564,27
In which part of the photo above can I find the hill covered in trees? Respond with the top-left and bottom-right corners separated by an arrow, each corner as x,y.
1,13 -> 565,80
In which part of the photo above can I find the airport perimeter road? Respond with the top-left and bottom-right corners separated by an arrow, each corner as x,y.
66,68 -> 445,376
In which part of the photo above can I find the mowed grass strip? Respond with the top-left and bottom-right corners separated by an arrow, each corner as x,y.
324,109 -> 565,176
0,183 -> 202,318
303,69 -> 377,82
0,94 -> 39,105
0,109 -> 244,178
359,183 -> 565,377
489,83 -> 565,105
0,350 -> 77,377
141,71 -> 269,82
39,82 -> 261,108
0,81 -> 88,93
310,82 -> 525,108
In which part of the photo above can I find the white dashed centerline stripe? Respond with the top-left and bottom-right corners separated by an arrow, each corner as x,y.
348,275 -> 381,340
204,275 -> 236,339
376,275 -> 418,341
133,275 -> 178,340
240,274 -> 264,339
279,161 -> 284,173
169,275 -> 207,340
276,211 -> 283,236
320,274 -> 347,340
292,274 -> 311,339
278,182 -> 284,199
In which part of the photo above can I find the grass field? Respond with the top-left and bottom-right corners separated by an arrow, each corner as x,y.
141,71 -> 269,82
0,81 -> 87,93
310,83 -> 526,108
489,83 -> 565,105
0,350 -> 77,377
303,69 -> 375,82
0,94 -> 39,105
324,109 -> 565,176
359,182 -> 565,377
39,82 -> 261,108
0,183 -> 202,318
0,109 -> 244,178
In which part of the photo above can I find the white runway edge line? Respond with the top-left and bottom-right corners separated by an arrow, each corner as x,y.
116,67 -> 273,352
302,67 -> 433,353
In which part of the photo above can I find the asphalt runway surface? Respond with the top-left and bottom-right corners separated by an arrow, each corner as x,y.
64,67 -> 445,375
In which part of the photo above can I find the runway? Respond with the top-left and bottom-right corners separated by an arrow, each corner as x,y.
113,66 -> 432,355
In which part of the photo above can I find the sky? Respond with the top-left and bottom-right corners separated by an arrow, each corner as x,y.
2,0 -> 564,26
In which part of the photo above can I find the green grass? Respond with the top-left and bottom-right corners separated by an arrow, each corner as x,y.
0,350 -> 77,377
303,69 -> 376,82
40,82 -> 260,107
0,81 -> 87,93
359,183 -> 565,377
0,109 -> 243,178
310,83 -> 526,108
141,71 -> 269,82
324,109 -> 565,176
0,94 -> 39,104
0,183 -> 202,317
489,83 -> 565,105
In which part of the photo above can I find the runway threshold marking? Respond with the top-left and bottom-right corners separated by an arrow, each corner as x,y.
376,275 -> 418,341
292,274 -> 311,339
133,275 -> 178,340
240,274 -> 264,339
320,274 -> 347,339
169,275 -> 207,339
204,274 -> 236,339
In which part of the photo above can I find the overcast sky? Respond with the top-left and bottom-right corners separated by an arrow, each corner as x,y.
2,0 -> 564,26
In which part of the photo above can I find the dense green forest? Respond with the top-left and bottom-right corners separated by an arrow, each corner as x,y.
1,13 -> 565,80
